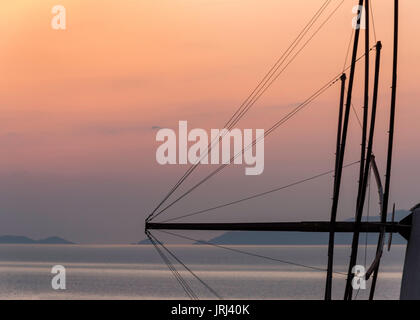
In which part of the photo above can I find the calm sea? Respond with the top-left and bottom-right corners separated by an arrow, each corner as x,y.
0,244 -> 406,300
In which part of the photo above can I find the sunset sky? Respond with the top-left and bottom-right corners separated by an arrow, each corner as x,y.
1,0 -> 419,243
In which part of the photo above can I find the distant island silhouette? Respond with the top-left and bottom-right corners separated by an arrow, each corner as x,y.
0,235 -> 74,244
137,238 -> 153,245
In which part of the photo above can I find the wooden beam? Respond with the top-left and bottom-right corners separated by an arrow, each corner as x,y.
146,221 -> 409,235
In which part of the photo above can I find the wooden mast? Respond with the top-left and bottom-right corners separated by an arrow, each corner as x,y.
369,0 -> 399,300
343,0 -> 371,300
325,73 -> 346,300
356,0 -> 370,214
344,40 -> 382,300
324,0 -> 364,300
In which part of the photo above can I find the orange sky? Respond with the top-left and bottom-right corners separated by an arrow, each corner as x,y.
1,0 -> 419,243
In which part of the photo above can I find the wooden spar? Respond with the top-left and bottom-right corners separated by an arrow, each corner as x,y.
324,0 -> 364,300
369,0 -> 399,300
356,0 -> 370,212
344,41 -> 382,300
334,75 -> 347,186
334,74 -> 347,186
343,0 -> 371,300
325,73 -> 346,300
146,221 -> 410,236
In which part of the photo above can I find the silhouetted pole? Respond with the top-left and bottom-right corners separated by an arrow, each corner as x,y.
344,0 -> 371,300
356,0 -> 370,210
324,0 -> 364,301
344,41 -> 382,300
344,0 -> 370,298
146,221 -> 409,234
325,73 -> 346,300
334,74 -> 347,185
369,0 -> 399,300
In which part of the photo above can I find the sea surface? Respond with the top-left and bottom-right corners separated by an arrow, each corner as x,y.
0,244 -> 406,300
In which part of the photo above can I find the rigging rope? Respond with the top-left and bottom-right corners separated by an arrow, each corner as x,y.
351,103 -> 363,129
226,0 -> 343,131
226,0 -> 333,130
148,77 -> 337,222
146,0 -> 341,222
146,231 -> 198,299
149,37 -> 375,223
148,234 -> 197,299
160,160 -> 360,223
148,231 -> 223,299
145,1 -> 384,301
365,166 -> 372,268
343,28 -> 355,72
370,0 -> 377,43
354,164 -> 372,300
149,46 -> 375,222
159,230 -> 347,277
228,0 -> 346,142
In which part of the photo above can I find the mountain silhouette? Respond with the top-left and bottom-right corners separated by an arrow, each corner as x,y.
0,235 -> 74,244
